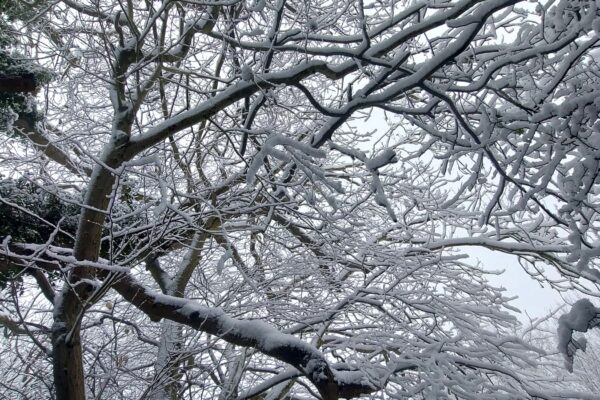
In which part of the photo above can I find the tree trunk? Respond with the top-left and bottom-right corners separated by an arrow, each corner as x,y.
150,320 -> 183,400
51,150 -> 125,399
52,284 -> 87,400
53,326 -> 85,399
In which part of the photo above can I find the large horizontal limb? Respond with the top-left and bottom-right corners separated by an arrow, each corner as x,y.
111,273 -> 389,399
0,241 -> 390,399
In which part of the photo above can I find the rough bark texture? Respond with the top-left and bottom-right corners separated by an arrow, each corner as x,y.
52,328 -> 85,399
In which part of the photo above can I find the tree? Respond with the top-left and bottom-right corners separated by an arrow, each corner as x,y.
1,0 -> 600,399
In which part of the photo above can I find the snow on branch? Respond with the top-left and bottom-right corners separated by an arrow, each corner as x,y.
557,299 -> 600,372
112,273 -> 390,399
0,242 -> 388,398
246,133 -> 326,185
365,148 -> 398,171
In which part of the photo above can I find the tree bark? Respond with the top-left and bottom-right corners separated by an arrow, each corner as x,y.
150,320 -> 183,400
52,328 -> 86,399
51,141 -> 128,399
52,282 -> 94,400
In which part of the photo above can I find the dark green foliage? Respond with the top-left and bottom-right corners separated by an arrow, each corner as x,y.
0,177 -> 150,280
0,0 -> 49,35
0,0 -> 53,133
0,178 -> 79,246
0,177 -> 153,289
0,51 -> 49,132
0,178 -> 79,288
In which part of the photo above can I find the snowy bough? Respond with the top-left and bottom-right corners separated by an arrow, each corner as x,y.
1,0 -> 600,399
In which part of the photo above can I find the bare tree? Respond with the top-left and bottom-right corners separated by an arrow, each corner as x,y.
1,0 -> 600,399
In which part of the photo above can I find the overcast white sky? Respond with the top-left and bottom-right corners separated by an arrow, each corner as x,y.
469,247 -> 572,322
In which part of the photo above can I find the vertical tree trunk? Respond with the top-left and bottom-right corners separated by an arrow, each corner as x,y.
52,284 -> 87,400
150,320 -> 183,400
149,233 -> 206,398
218,349 -> 246,400
52,325 -> 85,399
50,148 -> 126,399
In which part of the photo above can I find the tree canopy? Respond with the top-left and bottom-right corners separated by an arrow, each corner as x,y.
1,0 -> 600,399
